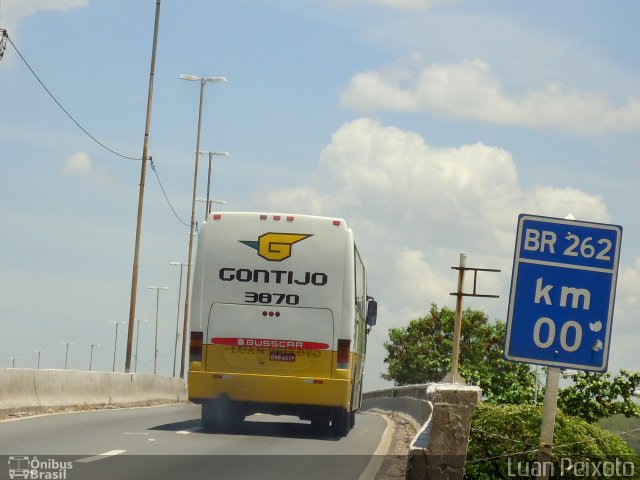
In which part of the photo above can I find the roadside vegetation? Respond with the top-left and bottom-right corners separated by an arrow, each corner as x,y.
382,304 -> 640,478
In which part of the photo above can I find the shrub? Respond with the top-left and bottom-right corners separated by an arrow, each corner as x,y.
464,403 -> 640,479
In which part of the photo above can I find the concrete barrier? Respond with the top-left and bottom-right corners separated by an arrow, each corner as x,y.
362,383 -> 481,480
0,369 -> 187,417
362,385 -> 432,426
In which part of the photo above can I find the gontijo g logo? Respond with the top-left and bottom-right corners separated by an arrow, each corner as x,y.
240,233 -> 311,261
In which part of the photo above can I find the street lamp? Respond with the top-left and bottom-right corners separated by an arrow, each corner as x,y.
179,73 -> 226,380
196,197 -> 226,218
34,350 -> 46,369
169,262 -> 191,377
198,151 -> 230,219
134,318 -> 148,373
86,344 -> 99,371
148,285 -> 169,375
61,342 -> 75,370
9,357 -> 19,368
109,321 -> 126,372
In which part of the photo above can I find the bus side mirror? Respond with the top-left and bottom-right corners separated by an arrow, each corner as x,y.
366,300 -> 377,328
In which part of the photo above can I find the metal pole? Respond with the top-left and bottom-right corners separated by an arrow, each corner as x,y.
181,80 -> 205,379
87,344 -> 98,371
62,342 -> 74,370
34,351 -> 45,369
9,357 -> 19,368
154,289 -> 160,374
172,263 -> 185,377
125,0 -> 162,374
205,152 -> 213,219
449,253 -> 467,384
134,318 -> 147,373
536,367 -> 561,480
110,322 -> 124,372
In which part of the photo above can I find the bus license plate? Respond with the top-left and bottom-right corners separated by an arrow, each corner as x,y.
270,352 -> 295,362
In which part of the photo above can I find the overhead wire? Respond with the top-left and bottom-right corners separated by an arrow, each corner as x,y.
149,158 -> 190,226
4,31 -> 191,227
5,32 -> 140,161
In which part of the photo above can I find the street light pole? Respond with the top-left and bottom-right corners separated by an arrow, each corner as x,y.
109,321 -> 126,372
61,342 -> 74,370
86,344 -> 99,371
179,73 -> 226,379
169,262 -> 190,377
34,350 -> 45,369
125,0 -> 162,374
134,318 -> 148,373
198,151 -> 230,219
196,198 -> 225,218
9,357 -> 19,368
148,286 -> 168,375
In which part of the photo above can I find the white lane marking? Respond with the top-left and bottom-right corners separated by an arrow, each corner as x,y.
77,450 -> 126,463
358,414 -> 394,480
123,432 -> 149,435
176,426 -> 202,435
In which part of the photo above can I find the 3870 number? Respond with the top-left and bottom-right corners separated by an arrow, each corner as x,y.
244,292 -> 300,305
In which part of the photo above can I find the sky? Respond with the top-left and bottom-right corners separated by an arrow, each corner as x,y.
1,0 -> 639,392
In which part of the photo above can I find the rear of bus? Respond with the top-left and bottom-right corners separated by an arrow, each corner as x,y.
187,212 -> 368,435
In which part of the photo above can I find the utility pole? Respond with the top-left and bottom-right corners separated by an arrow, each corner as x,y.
444,253 -> 500,384
9,357 -> 19,368
125,0 -> 162,374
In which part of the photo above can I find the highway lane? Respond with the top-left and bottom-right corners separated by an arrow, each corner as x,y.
0,403 -> 390,480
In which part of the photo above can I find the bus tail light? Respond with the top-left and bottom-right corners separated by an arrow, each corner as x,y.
337,339 -> 350,369
190,331 -> 203,362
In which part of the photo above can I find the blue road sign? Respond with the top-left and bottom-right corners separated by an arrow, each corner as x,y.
504,214 -> 622,372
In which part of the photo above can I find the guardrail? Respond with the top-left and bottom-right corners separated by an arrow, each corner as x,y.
362,383 -> 482,480
0,368 -> 186,418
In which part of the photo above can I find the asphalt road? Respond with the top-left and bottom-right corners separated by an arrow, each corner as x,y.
0,403 -> 390,480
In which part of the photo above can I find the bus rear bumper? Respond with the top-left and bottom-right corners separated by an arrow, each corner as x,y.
188,371 -> 351,410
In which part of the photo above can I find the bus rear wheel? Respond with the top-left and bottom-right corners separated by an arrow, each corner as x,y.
331,409 -> 351,437
201,401 -> 219,431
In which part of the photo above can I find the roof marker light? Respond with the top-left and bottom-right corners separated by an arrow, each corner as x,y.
273,215 -> 281,221
332,220 -> 341,226
213,214 -> 222,220
259,214 -> 267,220
286,216 -> 294,222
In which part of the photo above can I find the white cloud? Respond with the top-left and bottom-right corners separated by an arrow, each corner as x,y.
341,56 -> 640,134
257,118 -> 631,389
62,151 -> 92,177
1,0 -> 88,34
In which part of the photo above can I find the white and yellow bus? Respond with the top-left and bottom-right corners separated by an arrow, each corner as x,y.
188,212 -> 377,436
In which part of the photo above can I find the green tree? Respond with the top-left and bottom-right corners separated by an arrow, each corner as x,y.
558,370 -> 640,423
382,304 -> 535,403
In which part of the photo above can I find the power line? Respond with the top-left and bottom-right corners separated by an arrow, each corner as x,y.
149,158 -> 190,227
4,31 -> 141,161
5,31 -> 191,228
4,30 -> 191,228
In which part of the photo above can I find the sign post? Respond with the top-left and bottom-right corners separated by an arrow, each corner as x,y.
504,214 -> 622,478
